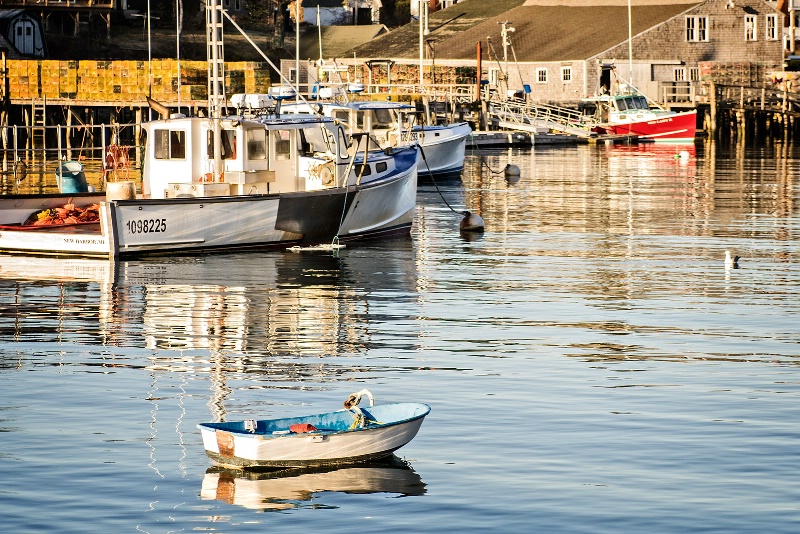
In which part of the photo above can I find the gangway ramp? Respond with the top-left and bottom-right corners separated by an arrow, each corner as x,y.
488,97 -> 599,138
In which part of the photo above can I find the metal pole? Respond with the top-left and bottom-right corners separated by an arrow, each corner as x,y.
147,0 -> 152,120
419,0 -> 424,88
177,0 -> 181,114
627,0 -> 633,87
295,1 -> 300,94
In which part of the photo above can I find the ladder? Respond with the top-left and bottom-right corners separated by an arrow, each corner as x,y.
31,98 -> 46,150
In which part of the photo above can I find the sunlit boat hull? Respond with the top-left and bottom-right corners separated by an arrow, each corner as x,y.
197,402 -> 430,469
413,122 -> 472,176
0,138 -> 418,258
608,109 -> 697,142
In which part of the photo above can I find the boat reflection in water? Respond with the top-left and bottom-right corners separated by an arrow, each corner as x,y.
0,240 -> 417,355
200,455 -> 426,511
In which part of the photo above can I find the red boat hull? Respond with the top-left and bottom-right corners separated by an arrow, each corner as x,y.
609,109 -> 697,141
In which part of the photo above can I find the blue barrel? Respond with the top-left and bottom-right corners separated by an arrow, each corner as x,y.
56,160 -> 88,193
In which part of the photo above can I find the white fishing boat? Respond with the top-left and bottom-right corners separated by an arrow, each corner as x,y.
0,113 -> 419,258
197,390 -> 430,469
0,1 -> 419,259
282,100 -> 472,178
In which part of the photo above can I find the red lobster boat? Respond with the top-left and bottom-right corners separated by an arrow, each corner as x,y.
585,90 -> 697,142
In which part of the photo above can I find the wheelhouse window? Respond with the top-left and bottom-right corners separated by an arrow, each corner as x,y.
206,129 -> 237,159
246,129 -> 267,160
689,67 -> 700,82
686,16 -> 708,42
674,67 -> 687,82
766,14 -> 779,41
372,108 -> 394,128
353,164 -> 372,176
745,15 -> 757,41
561,66 -> 572,83
154,129 -> 186,160
275,130 -> 292,161
536,68 -> 548,83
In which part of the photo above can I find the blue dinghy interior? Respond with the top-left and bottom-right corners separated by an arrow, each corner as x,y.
198,402 -> 430,437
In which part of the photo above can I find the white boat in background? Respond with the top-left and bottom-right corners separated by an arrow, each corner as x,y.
197,390 -> 430,469
282,100 -> 472,178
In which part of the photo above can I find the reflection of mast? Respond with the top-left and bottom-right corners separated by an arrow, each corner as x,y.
146,371 -> 165,480
209,350 -> 231,423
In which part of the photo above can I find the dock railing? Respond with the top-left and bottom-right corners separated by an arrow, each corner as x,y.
0,122 -> 142,194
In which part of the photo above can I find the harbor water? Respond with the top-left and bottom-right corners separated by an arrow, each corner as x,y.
1,140 -> 799,532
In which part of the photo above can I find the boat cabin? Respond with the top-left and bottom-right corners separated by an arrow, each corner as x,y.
142,114 -> 351,199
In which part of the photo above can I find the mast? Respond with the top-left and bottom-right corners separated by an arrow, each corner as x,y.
207,0 -> 224,182
627,0 -> 633,88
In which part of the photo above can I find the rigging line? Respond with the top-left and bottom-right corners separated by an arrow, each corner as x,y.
419,145 -> 458,214
480,156 -> 505,174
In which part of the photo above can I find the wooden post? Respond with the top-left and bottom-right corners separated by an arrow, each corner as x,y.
475,41 -> 482,102
66,106 -> 72,161
135,107 -> 142,170
709,82 -> 717,137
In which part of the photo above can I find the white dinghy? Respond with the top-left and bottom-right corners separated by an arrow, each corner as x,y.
197,390 -> 430,469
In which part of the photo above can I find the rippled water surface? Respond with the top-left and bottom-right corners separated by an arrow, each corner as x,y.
2,140 -> 799,533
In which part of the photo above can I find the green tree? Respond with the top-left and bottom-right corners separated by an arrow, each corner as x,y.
380,0 -> 411,29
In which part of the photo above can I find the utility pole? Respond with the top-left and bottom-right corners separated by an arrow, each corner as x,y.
418,0 -> 429,88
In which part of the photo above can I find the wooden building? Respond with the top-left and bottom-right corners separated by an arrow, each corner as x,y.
345,0 -> 786,107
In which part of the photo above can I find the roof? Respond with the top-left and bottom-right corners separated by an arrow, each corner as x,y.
350,0 -> 528,59
298,24 -> 388,61
350,0 -> 703,62
302,0 -> 347,7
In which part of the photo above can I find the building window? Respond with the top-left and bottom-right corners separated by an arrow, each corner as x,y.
674,68 -> 686,82
536,68 -> 548,83
686,16 -> 709,42
745,15 -> 757,41
689,67 -> 700,82
561,66 -> 572,83
766,14 -> 778,41
289,68 -> 297,83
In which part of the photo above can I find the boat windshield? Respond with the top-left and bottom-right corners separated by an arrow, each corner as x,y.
372,108 -> 395,129
299,125 -> 331,155
616,95 -> 650,111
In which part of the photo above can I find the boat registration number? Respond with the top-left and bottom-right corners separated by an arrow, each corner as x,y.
126,218 -> 167,234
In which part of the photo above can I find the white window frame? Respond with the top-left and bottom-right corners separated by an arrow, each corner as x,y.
561,66 -> 572,83
536,68 -> 548,84
689,67 -> 700,82
686,16 -> 709,42
674,67 -> 686,82
766,14 -> 779,41
745,14 -> 757,41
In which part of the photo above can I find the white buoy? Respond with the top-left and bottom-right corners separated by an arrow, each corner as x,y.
460,211 -> 485,233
